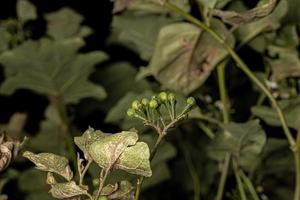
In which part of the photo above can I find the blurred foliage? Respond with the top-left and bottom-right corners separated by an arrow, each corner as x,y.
0,0 -> 299,199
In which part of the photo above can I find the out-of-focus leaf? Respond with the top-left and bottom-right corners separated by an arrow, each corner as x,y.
0,39 -> 107,103
74,127 -> 106,160
267,46 -> 300,81
17,0 -> 37,22
93,62 -> 151,111
208,120 -> 266,171
212,0 -> 277,26
111,12 -> 175,60
18,168 -> 54,200
23,151 -> 73,181
108,181 -> 134,200
0,28 -> 10,52
49,181 -> 88,199
27,105 -> 66,154
114,142 -> 152,177
116,0 -> 190,14
235,0 -> 288,46
89,131 -> 138,169
251,97 -> 300,130
140,19 -> 234,94
45,8 -> 91,40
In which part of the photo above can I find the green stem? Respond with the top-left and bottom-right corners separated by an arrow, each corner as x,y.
233,161 -> 247,200
96,168 -> 110,200
179,132 -> 201,200
197,121 -> 215,139
294,130 -> 300,200
215,57 -> 231,200
164,0 -> 295,149
50,96 -> 77,170
240,170 -> 260,200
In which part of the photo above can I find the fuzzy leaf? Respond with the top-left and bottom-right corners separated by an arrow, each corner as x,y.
108,181 -> 134,200
74,127 -> 107,160
17,0 -> 37,22
140,19 -> 234,94
49,181 -> 88,199
89,131 -> 139,169
212,0 -> 277,26
114,142 -> 152,177
0,39 -> 107,103
23,151 -> 73,181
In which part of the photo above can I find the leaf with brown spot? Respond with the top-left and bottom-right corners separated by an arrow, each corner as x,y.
139,19 -> 234,95
49,181 -> 88,199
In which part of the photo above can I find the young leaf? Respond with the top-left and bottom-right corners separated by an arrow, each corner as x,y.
114,142 -> 152,177
49,181 -> 88,199
23,151 -> 73,181
107,181 -> 134,199
17,0 -> 37,22
89,131 -> 139,169
139,19 -> 234,94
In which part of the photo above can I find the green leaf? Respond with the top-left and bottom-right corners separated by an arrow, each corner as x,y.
17,0 -> 37,22
45,8 -> 91,40
74,127 -> 106,160
111,12 -> 176,60
94,62 -> 151,111
251,97 -> 300,130
140,19 -> 234,94
0,28 -> 10,52
208,120 -> 266,171
49,181 -> 88,199
212,0 -> 277,26
267,45 -> 300,81
114,142 -> 152,177
23,151 -> 73,181
0,39 -> 107,103
89,131 -> 139,169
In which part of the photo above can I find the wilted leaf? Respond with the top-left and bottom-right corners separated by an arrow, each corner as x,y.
17,0 -> 37,22
140,19 -> 234,94
114,142 -> 152,177
49,181 -> 88,199
74,127 -> 106,160
45,8 -> 91,40
251,97 -> 300,130
235,0 -> 288,46
212,0 -> 277,26
111,12 -> 175,60
23,151 -> 73,181
208,120 -> 266,171
0,38 -> 107,103
89,131 -> 138,169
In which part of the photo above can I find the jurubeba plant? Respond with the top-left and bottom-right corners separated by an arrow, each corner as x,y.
23,92 -> 195,200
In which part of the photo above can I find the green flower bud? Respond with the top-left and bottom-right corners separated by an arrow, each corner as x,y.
93,178 -> 100,187
149,99 -> 158,109
132,100 -> 142,110
141,98 -> 149,106
127,108 -> 135,117
158,92 -> 168,102
186,97 -> 196,106
168,93 -> 176,103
